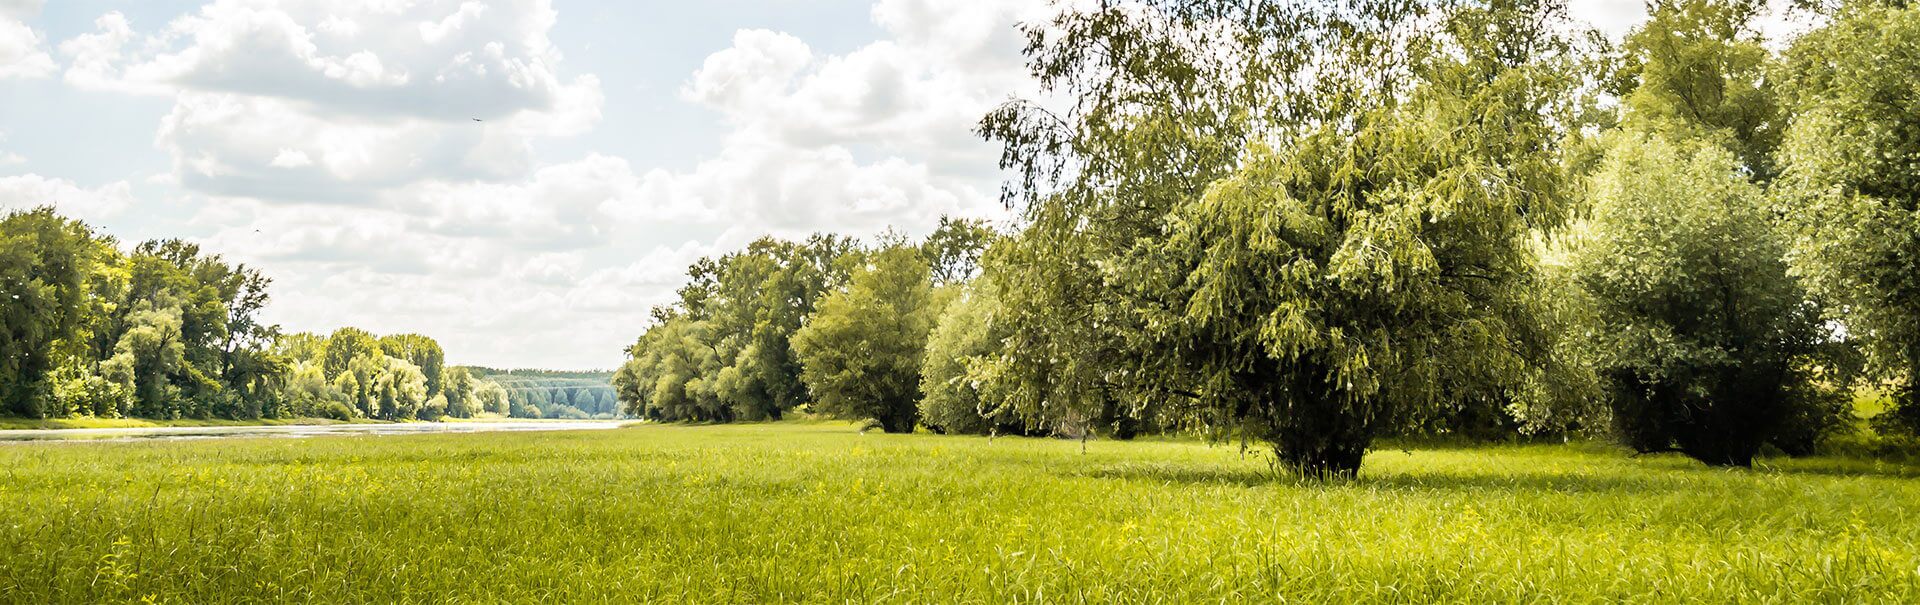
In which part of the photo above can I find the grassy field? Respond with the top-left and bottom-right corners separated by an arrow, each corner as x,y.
1,423 -> 1916,603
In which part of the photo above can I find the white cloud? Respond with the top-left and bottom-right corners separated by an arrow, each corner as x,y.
0,0 -> 43,18
1569,0 -> 1823,45
0,130 -> 20,166
0,0 -> 53,80
0,175 -> 136,222
157,91 -> 531,202
648,0 -> 1041,241
59,12 -> 147,92
683,29 -> 814,118
60,0 -> 603,201
270,148 -> 312,168
23,0 -> 1049,368
194,195 -> 710,368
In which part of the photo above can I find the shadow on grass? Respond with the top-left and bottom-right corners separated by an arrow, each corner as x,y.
1072,461 -> 1707,494
1753,458 -> 1920,480
1073,455 -> 1920,492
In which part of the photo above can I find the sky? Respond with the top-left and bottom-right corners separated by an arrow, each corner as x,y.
0,0 -> 1809,370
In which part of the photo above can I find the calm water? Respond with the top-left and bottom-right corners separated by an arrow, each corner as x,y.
0,420 -> 629,443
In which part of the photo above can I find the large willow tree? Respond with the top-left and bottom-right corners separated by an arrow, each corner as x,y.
981,0 -> 1582,477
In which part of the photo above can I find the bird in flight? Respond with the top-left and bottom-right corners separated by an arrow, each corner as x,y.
472,118 -> 484,122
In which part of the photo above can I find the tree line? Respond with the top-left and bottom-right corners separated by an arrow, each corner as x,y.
467,368 -> 621,420
616,0 -> 1920,477
0,212 -> 560,422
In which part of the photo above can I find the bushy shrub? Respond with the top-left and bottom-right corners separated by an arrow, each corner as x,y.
920,286 -> 1025,436
317,401 -> 356,421
1564,135 -> 1844,466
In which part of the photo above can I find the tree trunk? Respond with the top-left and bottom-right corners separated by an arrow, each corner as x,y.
1263,384 -> 1376,480
1274,437 -> 1369,480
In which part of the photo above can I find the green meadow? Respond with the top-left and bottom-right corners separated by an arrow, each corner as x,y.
0,423 -> 1915,603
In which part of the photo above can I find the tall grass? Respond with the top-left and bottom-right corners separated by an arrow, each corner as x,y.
0,422 -> 1915,602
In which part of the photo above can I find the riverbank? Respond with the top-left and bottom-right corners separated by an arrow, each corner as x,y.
0,416 -> 377,431
0,418 -> 629,442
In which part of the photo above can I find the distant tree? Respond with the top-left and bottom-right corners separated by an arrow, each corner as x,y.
613,313 -> 727,422
442,367 -> 478,418
276,332 -> 328,365
114,239 -> 280,413
473,380 -> 509,416
1564,134 -> 1843,466
1777,1 -> 1920,433
323,328 -> 379,383
379,334 -> 445,397
792,245 -> 944,433
283,362 -> 350,418
920,217 -> 996,285
101,306 -> 192,418
1611,0 -> 1782,180
508,392 -> 542,419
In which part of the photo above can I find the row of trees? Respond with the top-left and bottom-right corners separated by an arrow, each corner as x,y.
0,210 -> 528,421
469,368 -> 621,420
618,0 -> 1920,477
612,219 -> 993,430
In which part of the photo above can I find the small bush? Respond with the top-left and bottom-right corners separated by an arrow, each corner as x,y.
317,401 -> 356,421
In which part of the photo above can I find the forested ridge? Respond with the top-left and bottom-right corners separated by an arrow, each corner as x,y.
614,0 -> 1920,477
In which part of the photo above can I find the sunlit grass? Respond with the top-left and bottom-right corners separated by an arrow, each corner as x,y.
1,422 -> 1916,602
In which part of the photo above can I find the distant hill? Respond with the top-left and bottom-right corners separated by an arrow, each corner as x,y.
459,367 -> 622,420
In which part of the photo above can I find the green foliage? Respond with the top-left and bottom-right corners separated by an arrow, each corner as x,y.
793,245 -> 945,433
613,315 -> 726,422
1777,1 -> 1920,433
1612,0 -> 1783,180
920,216 -> 996,285
378,334 -> 445,397
2,423 -> 1918,601
613,224 -> 988,426
322,327 -> 377,384
919,283 -> 1029,436
980,0 -> 1581,477
441,367 -> 478,418
1563,133 -> 1844,465
0,208 -> 114,417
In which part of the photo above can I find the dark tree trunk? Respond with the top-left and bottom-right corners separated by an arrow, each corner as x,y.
1261,367 -> 1377,480
880,416 -> 915,433
878,402 -> 917,434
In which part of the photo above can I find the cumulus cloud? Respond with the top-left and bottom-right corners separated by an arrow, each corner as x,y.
643,0 -> 1045,241
24,0 -> 1051,368
0,0 -> 54,79
0,175 -> 136,222
60,0 -> 603,201
157,91 -> 532,202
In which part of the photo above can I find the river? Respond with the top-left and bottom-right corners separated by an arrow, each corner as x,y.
0,420 -> 630,443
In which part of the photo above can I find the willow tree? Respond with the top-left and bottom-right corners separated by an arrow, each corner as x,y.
972,0 -> 1283,440
981,0 -> 1581,477
1777,1 -> 1920,433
